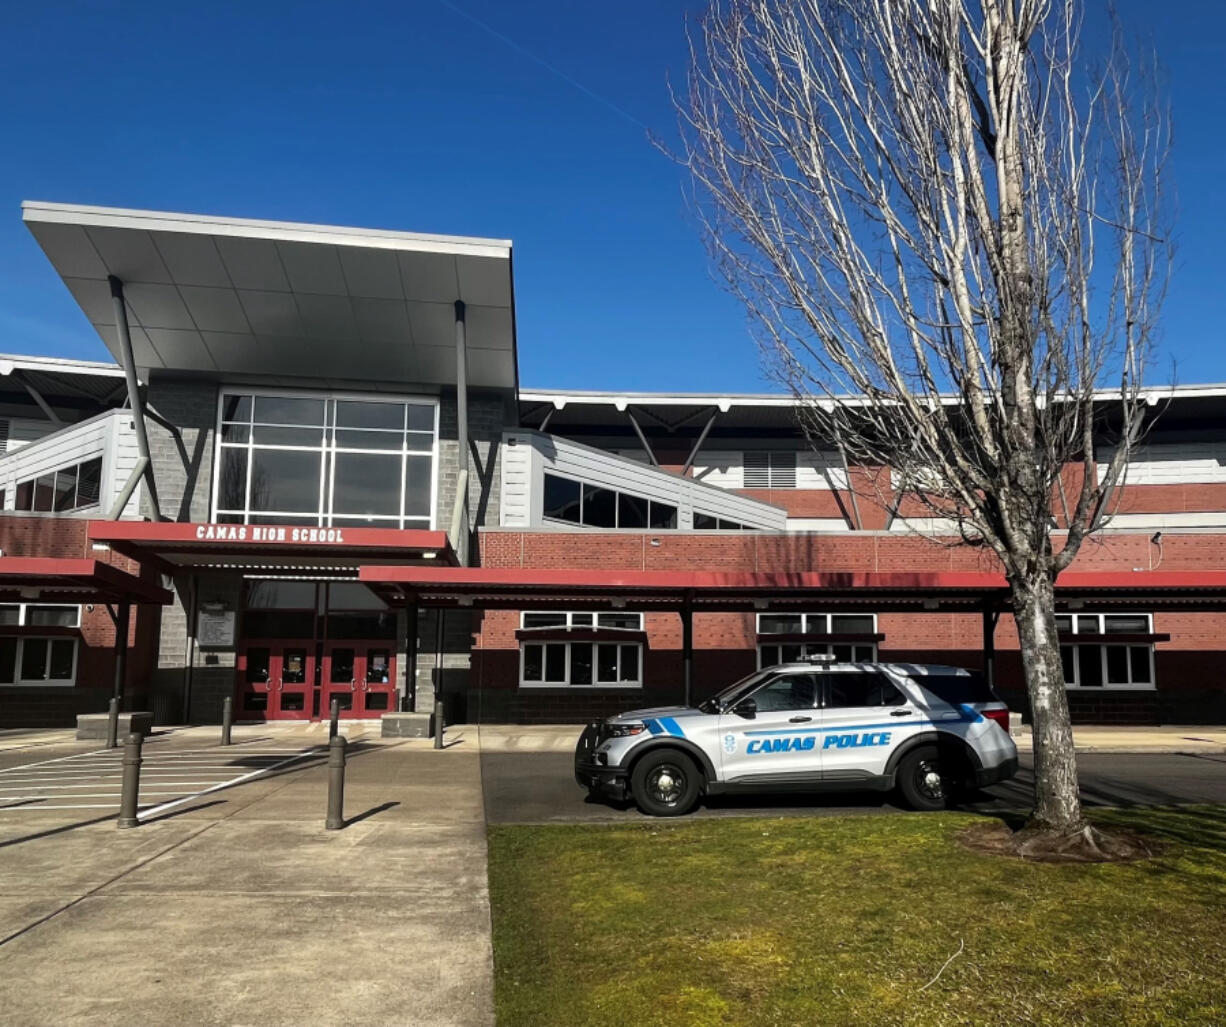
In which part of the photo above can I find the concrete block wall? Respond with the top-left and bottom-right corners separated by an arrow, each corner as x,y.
144,377 -> 219,523
436,389 -> 509,539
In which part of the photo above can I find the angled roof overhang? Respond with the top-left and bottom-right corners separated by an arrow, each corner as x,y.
0,558 -> 172,605
88,522 -> 456,576
22,202 -> 516,391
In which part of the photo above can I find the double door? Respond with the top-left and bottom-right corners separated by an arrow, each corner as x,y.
237,641 -> 396,721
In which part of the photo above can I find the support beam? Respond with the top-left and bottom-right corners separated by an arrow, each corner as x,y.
835,441 -> 863,531
454,300 -> 470,566
682,412 -> 718,475
625,410 -> 659,467
982,604 -> 1000,690
112,602 -> 130,702
404,602 -> 419,712
681,593 -> 694,707
16,375 -> 63,426
108,276 -> 162,521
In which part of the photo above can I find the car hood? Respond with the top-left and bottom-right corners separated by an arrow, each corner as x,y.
606,706 -> 702,725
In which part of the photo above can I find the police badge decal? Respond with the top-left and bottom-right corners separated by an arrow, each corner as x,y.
723,734 -> 737,754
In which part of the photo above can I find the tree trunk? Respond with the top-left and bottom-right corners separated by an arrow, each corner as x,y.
1011,573 -> 1085,833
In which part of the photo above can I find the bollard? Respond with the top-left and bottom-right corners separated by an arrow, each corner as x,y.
325,735 -> 346,830
117,731 -> 143,829
106,697 -> 119,750
220,696 -> 233,746
329,697 -> 340,740
433,693 -> 444,750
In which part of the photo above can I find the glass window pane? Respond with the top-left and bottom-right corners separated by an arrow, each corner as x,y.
571,643 -> 593,684
27,606 -> 78,627
332,452 -> 402,518
330,648 -> 355,683
247,581 -> 317,609
327,583 -> 386,611
522,613 -> 567,628
0,637 -> 15,683
34,474 -> 55,512
522,644 -> 543,681
759,614 -> 803,634
245,647 -> 271,684
406,404 -> 435,432
1077,645 -> 1103,687
251,425 -> 325,447
618,493 -> 648,529
21,639 -> 47,681
15,480 -> 33,511
249,449 -> 322,513
335,400 -> 404,430
1054,615 -> 1073,633
221,423 -> 251,443
693,512 -> 717,529
759,645 -> 779,666
253,395 -> 325,425
248,515 -> 320,526
327,611 -> 397,639
570,613 -> 593,626
597,612 -> 642,630
582,485 -> 617,528
543,475 -> 581,523
334,429 -> 403,451
832,644 -> 852,662
544,644 -> 566,683
649,502 -> 677,529
53,466 -> 77,511
1130,646 -> 1152,684
243,610 -> 316,637
1061,646 -> 1075,684
48,640 -> 75,680
366,649 -> 391,684
619,644 -> 639,682
1105,646 -> 1129,684
780,644 -> 803,663
217,447 -> 249,511
222,395 -> 252,422
853,645 -> 876,662
1076,615 -> 1100,634
0,605 -> 20,626
77,458 -> 102,507
754,674 -> 819,711
828,671 -> 899,708
282,648 -> 308,684
404,455 -> 432,520
831,614 -> 875,635
717,519 -> 742,530
597,643 -> 618,682
1104,615 -> 1150,634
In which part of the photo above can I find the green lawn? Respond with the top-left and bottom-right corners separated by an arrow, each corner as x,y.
488,808 -> 1226,1026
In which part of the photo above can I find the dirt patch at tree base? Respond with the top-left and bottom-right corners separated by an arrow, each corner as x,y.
958,821 -> 1162,863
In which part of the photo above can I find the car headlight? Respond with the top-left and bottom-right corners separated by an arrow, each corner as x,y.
605,722 -> 645,738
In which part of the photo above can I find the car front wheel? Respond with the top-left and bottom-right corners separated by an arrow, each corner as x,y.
896,745 -> 959,812
630,750 -> 700,817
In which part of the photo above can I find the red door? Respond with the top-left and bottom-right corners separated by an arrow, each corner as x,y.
322,643 -> 397,718
237,643 -> 315,721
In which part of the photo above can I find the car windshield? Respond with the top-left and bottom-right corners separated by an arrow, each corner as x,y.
697,668 -> 780,713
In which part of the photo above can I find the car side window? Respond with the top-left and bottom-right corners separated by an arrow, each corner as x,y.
826,671 -> 906,708
751,673 -> 820,713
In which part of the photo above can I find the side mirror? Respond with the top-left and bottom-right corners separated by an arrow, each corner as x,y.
733,698 -> 757,719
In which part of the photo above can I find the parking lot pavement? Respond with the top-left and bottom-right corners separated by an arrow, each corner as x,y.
481,750 -> 1226,825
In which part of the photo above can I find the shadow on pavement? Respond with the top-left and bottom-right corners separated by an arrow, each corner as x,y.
344,801 -> 400,827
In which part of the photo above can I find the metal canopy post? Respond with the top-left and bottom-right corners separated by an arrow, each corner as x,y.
112,602 -> 130,703
108,276 -> 162,521
982,604 -> 1000,689
454,300 -> 470,566
681,593 -> 694,707
404,601 -> 419,712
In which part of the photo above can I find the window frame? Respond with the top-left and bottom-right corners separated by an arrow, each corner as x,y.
12,455 -> 105,515
755,612 -> 879,668
540,473 -> 679,531
517,611 -> 645,689
1057,612 -> 1157,691
0,636 -> 79,687
0,603 -> 82,628
211,387 -> 440,530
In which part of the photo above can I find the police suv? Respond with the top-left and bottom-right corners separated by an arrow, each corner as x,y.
574,658 -> 1018,816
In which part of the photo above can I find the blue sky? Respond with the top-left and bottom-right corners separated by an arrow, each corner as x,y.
1,0 -> 1221,392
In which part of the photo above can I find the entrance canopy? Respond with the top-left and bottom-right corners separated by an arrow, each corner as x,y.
0,558 -> 171,605
22,202 -> 516,390
89,522 -> 455,576
358,567 -> 1226,612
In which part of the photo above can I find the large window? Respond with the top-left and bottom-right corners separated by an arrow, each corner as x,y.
519,611 -> 644,688
543,474 -> 677,529
214,392 -> 437,528
1057,613 -> 1155,690
757,612 -> 878,667
14,457 -> 103,513
0,604 -> 81,686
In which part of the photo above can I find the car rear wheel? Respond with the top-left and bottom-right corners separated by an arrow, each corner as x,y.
630,750 -> 700,817
896,745 -> 958,812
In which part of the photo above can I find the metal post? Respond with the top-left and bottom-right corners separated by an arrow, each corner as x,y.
112,602 -> 130,704
404,603 -> 419,712
325,735 -> 347,830
681,596 -> 694,707
982,605 -> 999,690
434,608 -> 446,749
117,732 -> 143,829
682,411 -> 719,475
329,697 -> 340,740
106,697 -> 119,750
625,410 -> 659,466
221,696 -> 233,746
454,300 -> 470,565
108,275 -> 162,521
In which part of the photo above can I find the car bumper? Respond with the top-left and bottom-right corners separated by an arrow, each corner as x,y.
973,755 -> 1019,788
575,761 -> 630,800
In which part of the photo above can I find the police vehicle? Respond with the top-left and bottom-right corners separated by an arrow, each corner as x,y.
574,658 -> 1018,816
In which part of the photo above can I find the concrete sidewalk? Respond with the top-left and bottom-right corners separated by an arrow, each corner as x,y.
0,730 -> 494,1027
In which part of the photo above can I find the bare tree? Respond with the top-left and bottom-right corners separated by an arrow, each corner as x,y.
676,0 -> 1170,853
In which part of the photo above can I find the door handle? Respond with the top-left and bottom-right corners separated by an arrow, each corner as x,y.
788,715 -> 813,723
890,709 -> 912,717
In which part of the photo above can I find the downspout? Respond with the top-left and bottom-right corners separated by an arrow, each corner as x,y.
108,276 -> 163,521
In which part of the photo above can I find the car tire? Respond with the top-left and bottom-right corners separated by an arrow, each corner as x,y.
630,749 -> 701,817
896,745 -> 959,812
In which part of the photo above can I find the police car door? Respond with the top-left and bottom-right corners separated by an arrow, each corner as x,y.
718,672 -> 822,783
817,667 -> 919,781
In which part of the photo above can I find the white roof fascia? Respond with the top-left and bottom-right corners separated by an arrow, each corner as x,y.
21,201 -> 512,261
0,353 -> 125,377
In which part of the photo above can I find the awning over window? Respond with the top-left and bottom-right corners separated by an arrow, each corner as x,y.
0,558 -> 171,605
88,521 -> 456,575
